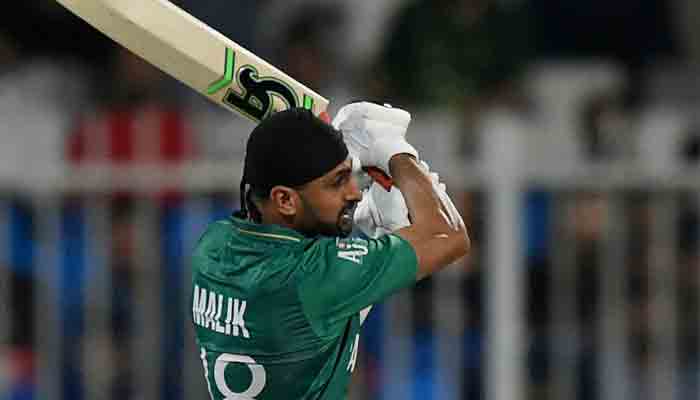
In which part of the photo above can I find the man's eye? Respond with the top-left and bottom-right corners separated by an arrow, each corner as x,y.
334,175 -> 348,187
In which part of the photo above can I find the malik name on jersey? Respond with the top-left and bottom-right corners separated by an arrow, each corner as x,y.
192,285 -> 250,338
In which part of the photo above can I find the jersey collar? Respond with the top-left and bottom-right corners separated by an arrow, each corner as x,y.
230,215 -> 306,243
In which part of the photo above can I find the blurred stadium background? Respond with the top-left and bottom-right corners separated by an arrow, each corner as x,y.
2,0 -> 700,399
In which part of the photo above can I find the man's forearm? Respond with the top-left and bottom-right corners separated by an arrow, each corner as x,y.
389,154 -> 451,232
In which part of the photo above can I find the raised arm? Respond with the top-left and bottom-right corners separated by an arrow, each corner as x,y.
333,101 -> 470,280
390,155 -> 470,280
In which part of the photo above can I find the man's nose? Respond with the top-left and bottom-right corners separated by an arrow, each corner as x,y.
346,176 -> 363,202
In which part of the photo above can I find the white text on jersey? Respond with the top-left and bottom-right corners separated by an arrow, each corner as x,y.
192,285 -> 250,338
336,238 -> 369,264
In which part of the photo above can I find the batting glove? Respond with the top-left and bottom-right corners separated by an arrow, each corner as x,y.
354,182 -> 410,238
333,102 -> 418,176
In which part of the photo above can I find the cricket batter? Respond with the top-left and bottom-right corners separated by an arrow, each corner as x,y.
191,102 -> 470,399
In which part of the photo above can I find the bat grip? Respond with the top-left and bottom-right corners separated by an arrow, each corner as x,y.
363,167 -> 393,191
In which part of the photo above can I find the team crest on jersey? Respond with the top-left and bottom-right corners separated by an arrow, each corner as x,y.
336,238 -> 369,264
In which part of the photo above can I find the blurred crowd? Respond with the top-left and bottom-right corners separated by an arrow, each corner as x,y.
2,1 -> 697,180
0,0 -> 694,174
2,0 -> 700,399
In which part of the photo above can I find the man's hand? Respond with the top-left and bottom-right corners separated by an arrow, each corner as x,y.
354,182 -> 410,238
333,102 -> 418,176
354,160 -> 463,238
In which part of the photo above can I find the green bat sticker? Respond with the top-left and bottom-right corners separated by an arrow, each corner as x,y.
208,48 -> 314,122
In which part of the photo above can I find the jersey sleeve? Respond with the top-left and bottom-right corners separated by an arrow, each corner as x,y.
297,234 -> 418,336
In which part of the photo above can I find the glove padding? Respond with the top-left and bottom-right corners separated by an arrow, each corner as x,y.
354,182 -> 410,238
353,161 -> 464,238
333,102 -> 418,176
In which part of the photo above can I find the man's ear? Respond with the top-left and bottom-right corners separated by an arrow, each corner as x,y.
270,186 -> 300,216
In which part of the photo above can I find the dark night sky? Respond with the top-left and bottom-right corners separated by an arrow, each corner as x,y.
0,0 -> 682,70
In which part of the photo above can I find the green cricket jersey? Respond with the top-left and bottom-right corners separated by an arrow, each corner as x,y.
190,215 -> 418,400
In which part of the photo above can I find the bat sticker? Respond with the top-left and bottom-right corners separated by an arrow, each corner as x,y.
209,48 -> 312,122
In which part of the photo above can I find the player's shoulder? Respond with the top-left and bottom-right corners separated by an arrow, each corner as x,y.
193,217 -> 239,256
196,216 -> 304,250
301,235 -> 368,259
308,233 -> 411,252
192,216 -> 315,278
299,233 -> 411,270
194,217 -> 229,247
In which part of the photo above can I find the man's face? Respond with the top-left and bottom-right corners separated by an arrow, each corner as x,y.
295,158 -> 362,237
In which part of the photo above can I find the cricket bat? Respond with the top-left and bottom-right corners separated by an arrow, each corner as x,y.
55,0 -> 392,188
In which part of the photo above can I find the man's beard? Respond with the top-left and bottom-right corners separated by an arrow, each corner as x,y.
336,202 -> 358,237
299,196 -> 358,238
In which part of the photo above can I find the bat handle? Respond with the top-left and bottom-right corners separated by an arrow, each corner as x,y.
363,167 -> 393,191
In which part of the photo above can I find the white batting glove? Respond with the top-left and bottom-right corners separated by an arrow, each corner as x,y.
354,160 -> 464,237
333,102 -> 418,176
354,182 -> 410,238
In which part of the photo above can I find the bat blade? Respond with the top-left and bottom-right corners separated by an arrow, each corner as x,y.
55,0 -> 329,122
56,0 -> 393,189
